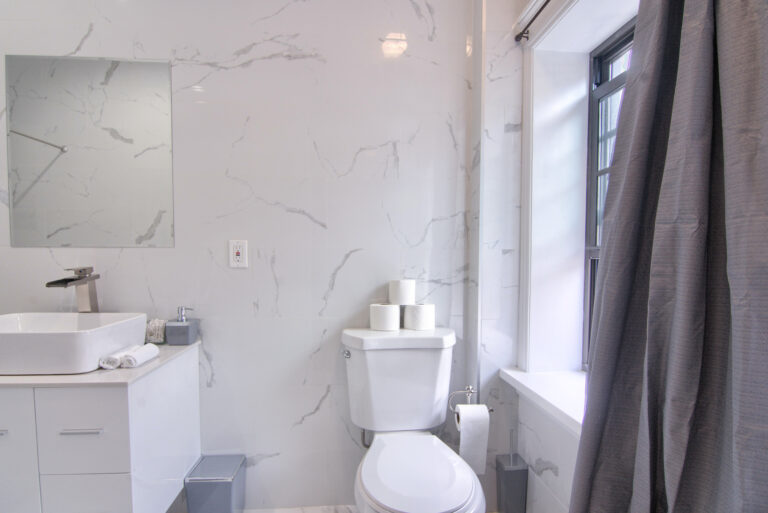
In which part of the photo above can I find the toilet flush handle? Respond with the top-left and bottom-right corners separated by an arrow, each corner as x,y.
342,349 -> 351,359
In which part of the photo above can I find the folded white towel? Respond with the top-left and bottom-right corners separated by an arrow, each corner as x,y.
120,343 -> 160,368
99,345 -> 142,370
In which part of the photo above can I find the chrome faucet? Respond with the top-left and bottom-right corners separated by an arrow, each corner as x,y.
46,267 -> 100,313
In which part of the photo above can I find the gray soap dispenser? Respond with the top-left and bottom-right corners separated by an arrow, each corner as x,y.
165,306 -> 200,346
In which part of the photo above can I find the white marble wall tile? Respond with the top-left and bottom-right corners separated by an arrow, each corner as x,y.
475,0 -> 526,509
517,397 -> 580,509
0,0 -> 489,510
526,470 -> 570,513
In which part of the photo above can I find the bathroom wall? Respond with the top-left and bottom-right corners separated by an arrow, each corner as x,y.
527,48 -> 589,372
474,0 -> 527,504
0,0 -> 526,510
517,398 -> 580,513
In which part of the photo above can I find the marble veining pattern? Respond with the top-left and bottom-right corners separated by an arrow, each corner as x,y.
67,22 -> 94,56
270,250 -> 281,316
292,384 -> 331,427
134,210 -> 168,245
319,248 -> 363,316
313,136 -> 408,179
517,397 -> 580,509
197,327 -> 216,389
246,452 -> 282,469
6,55 -> 173,247
252,0 -> 314,24
386,210 -> 467,248
407,0 -> 438,42
171,33 -> 325,93
474,0 -> 526,505
218,168 -> 327,229
0,0 -> 524,509
532,457 -> 560,477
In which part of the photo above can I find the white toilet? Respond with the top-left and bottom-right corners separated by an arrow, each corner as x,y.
342,328 -> 486,513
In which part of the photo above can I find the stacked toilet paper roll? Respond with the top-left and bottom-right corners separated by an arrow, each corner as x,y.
403,304 -> 435,330
454,404 -> 490,475
388,280 -> 416,305
369,304 -> 400,331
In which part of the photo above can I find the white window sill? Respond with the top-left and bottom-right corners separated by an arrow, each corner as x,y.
499,368 -> 586,437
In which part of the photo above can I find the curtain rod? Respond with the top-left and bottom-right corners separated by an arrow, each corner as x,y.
514,0 -> 552,42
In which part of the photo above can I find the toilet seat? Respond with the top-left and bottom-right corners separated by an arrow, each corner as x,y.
359,432 -> 475,513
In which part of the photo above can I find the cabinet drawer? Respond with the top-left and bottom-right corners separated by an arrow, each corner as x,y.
0,388 -> 42,513
35,387 -> 130,474
40,473 -> 132,513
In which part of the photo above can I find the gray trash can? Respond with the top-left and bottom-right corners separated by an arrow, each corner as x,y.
185,454 -> 246,513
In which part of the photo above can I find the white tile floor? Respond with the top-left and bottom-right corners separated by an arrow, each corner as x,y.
167,491 -> 358,513
251,507 -> 357,513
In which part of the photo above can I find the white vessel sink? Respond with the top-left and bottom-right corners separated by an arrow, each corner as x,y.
0,312 -> 147,375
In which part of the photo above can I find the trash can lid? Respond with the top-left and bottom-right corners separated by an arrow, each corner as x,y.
186,454 -> 245,482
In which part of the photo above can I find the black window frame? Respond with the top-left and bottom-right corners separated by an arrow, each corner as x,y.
583,19 -> 635,369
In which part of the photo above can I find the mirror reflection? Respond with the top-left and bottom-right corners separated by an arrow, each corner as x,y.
6,55 -> 174,247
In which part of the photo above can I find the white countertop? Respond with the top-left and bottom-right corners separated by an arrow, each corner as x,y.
499,368 -> 586,437
0,342 -> 199,387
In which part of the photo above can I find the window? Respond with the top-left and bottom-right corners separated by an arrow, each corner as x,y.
584,21 -> 635,367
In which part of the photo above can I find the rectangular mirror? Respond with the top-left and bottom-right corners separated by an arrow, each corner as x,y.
6,55 -> 174,247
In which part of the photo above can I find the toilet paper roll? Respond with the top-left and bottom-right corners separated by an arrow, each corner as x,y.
454,404 -> 490,475
369,304 -> 400,331
403,304 -> 436,330
388,279 -> 416,305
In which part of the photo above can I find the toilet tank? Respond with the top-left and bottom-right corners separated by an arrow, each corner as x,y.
342,328 -> 455,431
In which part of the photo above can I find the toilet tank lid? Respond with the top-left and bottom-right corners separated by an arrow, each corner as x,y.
342,328 -> 455,350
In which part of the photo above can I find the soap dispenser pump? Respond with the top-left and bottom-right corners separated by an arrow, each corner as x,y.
165,306 -> 200,346
177,306 -> 192,322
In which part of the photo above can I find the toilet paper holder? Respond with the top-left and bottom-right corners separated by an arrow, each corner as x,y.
448,386 -> 494,414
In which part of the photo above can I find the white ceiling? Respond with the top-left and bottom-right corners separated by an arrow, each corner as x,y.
534,0 -> 639,53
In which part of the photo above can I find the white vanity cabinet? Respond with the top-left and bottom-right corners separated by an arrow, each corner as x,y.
0,387 -> 42,512
0,344 -> 201,513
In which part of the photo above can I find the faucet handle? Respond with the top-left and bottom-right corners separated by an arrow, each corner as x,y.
66,267 -> 94,276
177,306 -> 194,322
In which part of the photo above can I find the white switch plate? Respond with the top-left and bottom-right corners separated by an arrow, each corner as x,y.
228,240 -> 248,268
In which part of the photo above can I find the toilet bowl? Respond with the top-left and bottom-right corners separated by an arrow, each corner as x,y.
353,431 -> 485,513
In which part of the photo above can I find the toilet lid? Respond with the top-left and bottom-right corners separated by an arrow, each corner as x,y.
361,432 -> 474,513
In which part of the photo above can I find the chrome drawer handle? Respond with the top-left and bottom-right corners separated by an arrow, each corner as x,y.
0,429 -> 7,437
59,428 -> 103,436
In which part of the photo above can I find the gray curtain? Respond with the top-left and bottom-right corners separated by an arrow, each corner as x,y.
570,0 -> 768,511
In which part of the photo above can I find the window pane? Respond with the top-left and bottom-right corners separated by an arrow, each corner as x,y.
596,173 -> 610,246
609,48 -> 632,79
598,87 -> 624,171
587,26 -> 633,368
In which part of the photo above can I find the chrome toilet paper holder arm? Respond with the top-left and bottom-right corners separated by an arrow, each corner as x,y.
448,385 -> 494,414
448,385 -> 476,413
